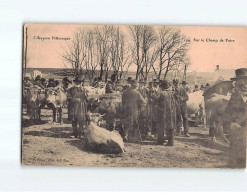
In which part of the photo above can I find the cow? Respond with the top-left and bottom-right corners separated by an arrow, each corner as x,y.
88,112 -> 105,126
31,70 -> 42,80
25,86 -> 46,122
88,92 -> 123,132
205,93 -> 231,143
84,122 -> 125,154
203,80 -> 233,143
187,90 -> 206,126
45,87 -> 67,124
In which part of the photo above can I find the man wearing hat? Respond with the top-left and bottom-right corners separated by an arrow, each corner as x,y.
122,80 -> 146,142
148,79 -> 161,136
68,76 -> 88,138
225,68 -> 247,168
62,77 -> 72,92
33,75 -> 46,89
137,78 -> 149,138
173,79 -> 190,137
23,76 -> 33,88
47,78 -> 56,88
157,80 -> 177,146
193,84 -> 199,92
105,74 -> 117,93
181,80 -> 190,93
122,77 -> 132,92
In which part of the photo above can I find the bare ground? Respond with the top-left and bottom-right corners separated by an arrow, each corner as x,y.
21,108 -> 230,168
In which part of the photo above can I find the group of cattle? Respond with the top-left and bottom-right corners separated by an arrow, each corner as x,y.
23,71 -> 233,144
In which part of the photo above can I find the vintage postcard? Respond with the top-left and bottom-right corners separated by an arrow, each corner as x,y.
21,24 -> 247,168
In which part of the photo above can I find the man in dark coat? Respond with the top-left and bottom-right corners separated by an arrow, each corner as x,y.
122,80 -> 146,142
137,78 -> 149,138
34,75 -> 45,89
62,77 -> 72,93
225,68 -> 247,168
105,74 -> 117,93
47,78 -> 57,88
173,79 -> 190,137
157,80 -> 177,146
68,76 -> 88,138
150,79 -> 161,136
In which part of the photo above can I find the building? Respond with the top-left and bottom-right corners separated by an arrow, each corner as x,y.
213,65 -> 235,82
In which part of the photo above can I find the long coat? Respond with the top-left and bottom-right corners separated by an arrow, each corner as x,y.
158,90 -> 177,130
225,88 -> 246,168
68,86 -> 88,122
122,88 -> 146,125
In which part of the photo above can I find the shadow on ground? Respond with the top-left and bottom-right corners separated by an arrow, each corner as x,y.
22,119 -> 49,128
176,132 -> 229,152
24,126 -> 73,138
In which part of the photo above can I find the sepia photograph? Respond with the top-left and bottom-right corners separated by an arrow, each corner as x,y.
21,24 -> 247,168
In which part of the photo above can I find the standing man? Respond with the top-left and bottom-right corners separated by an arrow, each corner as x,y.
62,77 -> 72,92
138,78 -> 149,138
122,80 -> 146,142
150,79 -> 161,136
68,76 -> 88,138
174,79 -> 190,137
157,80 -> 177,146
105,74 -> 117,93
225,68 -> 247,168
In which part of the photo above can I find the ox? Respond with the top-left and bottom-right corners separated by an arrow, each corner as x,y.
203,80 -> 233,143
205,93 -> 231,143
85,122 -> 125,154
25,86 -> 46,122
46,87 -> 67,124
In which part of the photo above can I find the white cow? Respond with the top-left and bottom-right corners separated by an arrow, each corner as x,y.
31,70 -> 42,80
187,90 -> 206,126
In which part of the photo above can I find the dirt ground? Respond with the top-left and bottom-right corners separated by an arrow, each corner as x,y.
21,107 -> 230,168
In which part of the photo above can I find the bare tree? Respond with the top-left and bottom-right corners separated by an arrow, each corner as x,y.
61,29 -> 87,76
152,26 -> 190,80
94,25 -> 115,81
129,25 -> 158,80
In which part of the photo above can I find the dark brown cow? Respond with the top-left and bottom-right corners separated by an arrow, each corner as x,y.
45,87 -> 67,124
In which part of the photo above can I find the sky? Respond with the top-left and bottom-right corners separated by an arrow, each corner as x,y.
24,24 -> 247,73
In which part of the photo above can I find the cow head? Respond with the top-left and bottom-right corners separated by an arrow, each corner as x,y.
88,113 -> 105,126
46,88 -> 58,108
27,86 -> 44,103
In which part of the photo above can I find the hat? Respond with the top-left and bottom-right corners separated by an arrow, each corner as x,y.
97,77 -> 102,81
205,83 -> 210,87
148,82 -> 153,87
181,80 -> 188,85
73,76 -> 84,83
127,77 -> 132,83
231,68 -> 247,80
35,75 -> 41,81
160,80 -> 169,89
153,79 -> 159,83
40,78 -> 46,82
63,77 -> 72,84
24,76 -> 31,81
139,78 -> 145,83
131,80 -> 138,86
173,79 -> 179,84
49,78 -> 54,82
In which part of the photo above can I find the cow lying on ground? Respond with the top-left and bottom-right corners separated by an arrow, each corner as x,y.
84,122 -> 125,154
